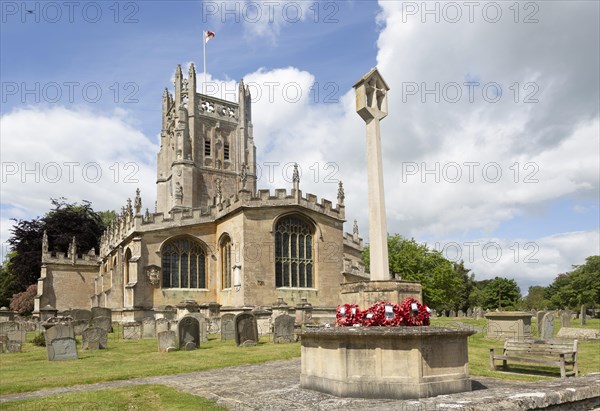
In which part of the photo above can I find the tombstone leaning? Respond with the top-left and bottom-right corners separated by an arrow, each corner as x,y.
541,312 -> 555,340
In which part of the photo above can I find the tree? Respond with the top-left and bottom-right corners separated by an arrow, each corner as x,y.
4,199 -> 108,299
362,234 -> 466,311
9,284 -> 37,315
545,256 -> 600,309
481,277 -> 521,310
522,285 -> 549,310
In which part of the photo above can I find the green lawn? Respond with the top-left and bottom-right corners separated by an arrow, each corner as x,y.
0,384 -> 226,411
1,318 -> 598,402
0,328 -> 300,396
431,317 -> 600,381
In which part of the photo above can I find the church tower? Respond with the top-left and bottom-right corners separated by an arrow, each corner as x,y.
156,64 -> 257,213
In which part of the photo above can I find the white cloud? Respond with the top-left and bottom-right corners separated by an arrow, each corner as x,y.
0,105 -> 157,256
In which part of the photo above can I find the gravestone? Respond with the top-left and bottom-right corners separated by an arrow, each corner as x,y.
72,319 -> 90,336
476,307 -> 485,320
47,337 -> 78,361
71,309 -> 92,322
7,329 -> 26,344
91,307 -> 112,320
221,314 -> 236,341
158,330 -> 177,352
273,314 -> 295,343
0,321 -> 20,338
235,313 -> 259,346
45,324 -> 74,345
122,322 -> 142,339
178,316 -> 200,350
156,318 -> 170,334
531,309 -> 537,317
536,311 -> 547,336
466,308 -> 472,318
541,313 -> 554,340
82,327 -> 108,350
560,311 -> 572,328
449,310 -> 456,318
580,305 -> 587,325
458,310 -> 464,318
142,318 -> 156,339
6,339 -> 22,353
91,316 -> 112,333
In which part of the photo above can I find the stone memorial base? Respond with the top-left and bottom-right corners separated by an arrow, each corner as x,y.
300,327 -> 475,399
340,280 -> 422,308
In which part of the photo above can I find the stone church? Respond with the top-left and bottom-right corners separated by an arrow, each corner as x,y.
34,64 -> 366,321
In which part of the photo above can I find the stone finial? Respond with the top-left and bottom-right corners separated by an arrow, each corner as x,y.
70,236 -> 77,264
42,230 -> 49,253
292,163 -> 300,184
134,188 -> 142,215
155,201 -> 158,213
144,208 -> 150,222
126,198 -> 133,218
337,181 -> 345,205
353,220 -> 359,241
240,163 -> 248,190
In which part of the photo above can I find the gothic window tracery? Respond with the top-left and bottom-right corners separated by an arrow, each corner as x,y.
161,238 -> 206,289
220,236 -> 232,289
275,215 -> 314,288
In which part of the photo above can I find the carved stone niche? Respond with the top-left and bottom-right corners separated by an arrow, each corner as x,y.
146,265 -> 161,287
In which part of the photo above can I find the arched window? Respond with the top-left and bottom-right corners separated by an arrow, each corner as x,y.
275,215 -> 314,288
161,238 -> 206,289
220,235 -> 232,289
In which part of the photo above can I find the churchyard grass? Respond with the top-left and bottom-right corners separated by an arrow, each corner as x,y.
0,384 -> 226,411
431,317 -> 600,381
0,328 -> 300,395
1,319 -> 598,396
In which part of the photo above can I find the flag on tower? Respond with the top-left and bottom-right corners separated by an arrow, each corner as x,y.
205,31 -> 215,43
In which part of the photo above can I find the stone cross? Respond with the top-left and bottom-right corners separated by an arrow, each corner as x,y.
353,68 -> 390,280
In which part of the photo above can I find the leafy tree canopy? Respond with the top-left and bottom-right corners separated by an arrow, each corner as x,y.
545,256 -> 600,309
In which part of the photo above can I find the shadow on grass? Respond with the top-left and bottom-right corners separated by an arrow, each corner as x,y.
492,364 -> 565,378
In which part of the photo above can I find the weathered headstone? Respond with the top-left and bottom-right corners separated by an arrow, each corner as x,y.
72,319 -> 90,336
158,330 -> 177,352
560,311 -> 572,328
91,307 -> 112,320
457,310 -> 464,318
449,310 -> 456,318
45,324 -> 74,345
178,316 -> 200,350
71,309 -> 92,322
536,310 -> 547,336
7,329 -> 26,343
91,316 -> 112,333
47,337 -> 78,361
0,321 -> 20,337
475,307 -> 485,320
156,318 -> 170,334
6,339 -> 23,353
82,327 -> 108,350
122,322 -> 141,339
541,313 -> 554,340
580,305 -> 587,325
466,308 -> 472,318
142,318 -> 156,339
273,314 -> 295,343
221,314 -> 236,340
235,313 -> 259,346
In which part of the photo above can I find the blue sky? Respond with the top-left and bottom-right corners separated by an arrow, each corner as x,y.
1,1 -> 599,295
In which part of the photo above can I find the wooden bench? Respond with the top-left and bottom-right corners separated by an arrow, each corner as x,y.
490,338 -> 578,378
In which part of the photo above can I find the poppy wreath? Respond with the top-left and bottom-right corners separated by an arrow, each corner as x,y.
335,303 -> 362,326
361,301 -> 404,326
399,298 -> 431,326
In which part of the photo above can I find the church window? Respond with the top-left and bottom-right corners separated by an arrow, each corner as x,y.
161,238 -> 206,289
220,235 -> 232,289
275,215 -> 314,288
204,140 -> 211,156
224,143 -> 230,161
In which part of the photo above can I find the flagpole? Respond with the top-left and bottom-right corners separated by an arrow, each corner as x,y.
203,31 -> 206,95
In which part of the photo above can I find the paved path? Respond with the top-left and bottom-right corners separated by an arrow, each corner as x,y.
1,359 -> 599,410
